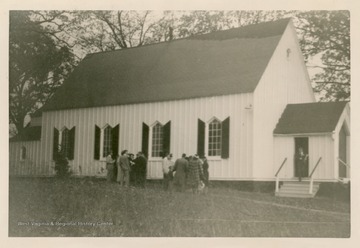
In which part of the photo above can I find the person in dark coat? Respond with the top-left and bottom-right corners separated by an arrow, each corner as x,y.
128,153 -> 136,185
112,153 -> 118,182
295,147 -> 308,182
187,154 -> 204,193
201,156 -> 209,186
173,153 -> 189,192
134,151 -> 147,188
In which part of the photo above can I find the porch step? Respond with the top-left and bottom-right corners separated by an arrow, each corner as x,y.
275,181 -> 320,198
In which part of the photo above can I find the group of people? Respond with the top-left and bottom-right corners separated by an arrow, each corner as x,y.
162,153 -> 209,193
106,150 -> 147,188
105,150 -> 210,193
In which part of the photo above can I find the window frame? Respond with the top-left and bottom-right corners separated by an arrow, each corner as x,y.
94,124 -> 119,161
148,121 -> 164,161
54,126 -> 75,161
102,125 -> 113,159
99,124 -> 112,160
60,127 -> 71,159
20,146 -> 26,161
205,117 -> 222,160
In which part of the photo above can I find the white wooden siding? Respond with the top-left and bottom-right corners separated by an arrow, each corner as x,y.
309,136 -> 335,180
332,104 -> 350,179
346,136 -> 350,178
22,93 -> 254,179
253,21 -> 314,180
273,137 -> 294,178
273,135 -> 335,180
9,141 -> 42,176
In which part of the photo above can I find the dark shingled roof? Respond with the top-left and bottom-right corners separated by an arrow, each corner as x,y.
31,108 -> 43,117
274,102 -> 348,135
43,18 -> 291,111
10,126 -> 42,142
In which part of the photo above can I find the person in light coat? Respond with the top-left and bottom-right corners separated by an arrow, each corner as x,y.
106,151 -> 115,182
162,153 -> 174,191
117,149 -> 130,187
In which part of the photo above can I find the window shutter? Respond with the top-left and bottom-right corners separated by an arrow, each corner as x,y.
53,128 -> 59,160
221,117 -> 230,159
197,119 -> 205,157
94,125 -> 100,160
163,121 -> 171,155
68,127 -> 75,160
112,124 -> 119,156
142,123 -> 149,158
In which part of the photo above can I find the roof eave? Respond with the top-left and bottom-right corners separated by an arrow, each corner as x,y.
273,132 -> 334,137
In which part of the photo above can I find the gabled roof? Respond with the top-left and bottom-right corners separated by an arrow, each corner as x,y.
43,18 -> 291,111
273,102 -> 348,135
31,108 -> 43,117
9,126 -> 42,142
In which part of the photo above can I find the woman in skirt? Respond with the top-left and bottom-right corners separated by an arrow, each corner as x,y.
187,154 -> 204,193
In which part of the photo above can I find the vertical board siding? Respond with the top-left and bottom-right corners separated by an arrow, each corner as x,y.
273,137 -> 294,178
346,136 -> 350,178
253,23 -> 314,180
15,93 -> 254,180
273,136 -> 335,180
9,141 -> 42,176
309,136 -> 335,179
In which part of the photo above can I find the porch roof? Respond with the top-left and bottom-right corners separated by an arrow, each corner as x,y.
9,126 -> 42,142
273,102 -> 348,135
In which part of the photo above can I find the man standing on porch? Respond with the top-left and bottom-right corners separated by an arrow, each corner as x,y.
295,147 -> 308,182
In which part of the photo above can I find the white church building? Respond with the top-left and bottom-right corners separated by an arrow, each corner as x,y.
9,18 -> 350,196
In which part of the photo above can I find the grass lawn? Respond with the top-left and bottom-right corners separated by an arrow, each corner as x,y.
9,177 -> 350,237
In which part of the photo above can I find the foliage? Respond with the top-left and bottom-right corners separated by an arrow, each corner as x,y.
296,11 -> 350,101
9,11 -> 75,134
176,10 -> 293,38
8,11 -> 351,135
69,10 -> 162,53
53,148 -> 72,178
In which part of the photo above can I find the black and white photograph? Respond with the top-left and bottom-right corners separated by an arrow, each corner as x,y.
2,0 -> 360,246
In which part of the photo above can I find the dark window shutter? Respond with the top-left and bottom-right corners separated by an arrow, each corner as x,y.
221,117 -> 230,159
53,128 -> 59,160
142,123 -> 149,158
112,124 -> 119,156
94,125 -> 100,160
68,127 -> 76,160
197,119 -> 205,157
163,121 -> 171,155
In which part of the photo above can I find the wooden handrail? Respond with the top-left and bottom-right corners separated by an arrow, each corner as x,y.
309,157 -> 322,178
275,157 -> 287,193
338,157 -> 350,168
309,157 -> 322,194
275,158 -> 287,177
